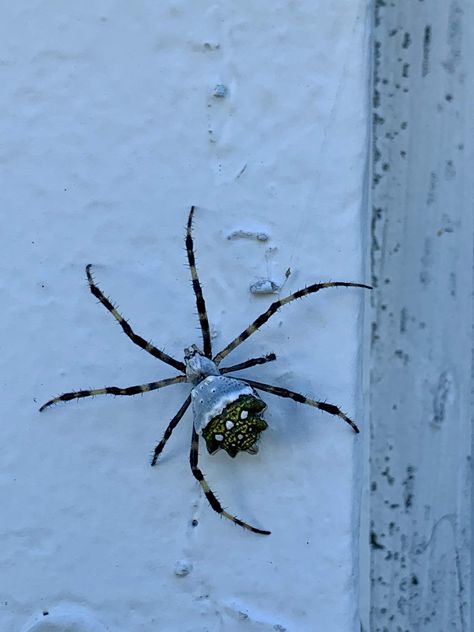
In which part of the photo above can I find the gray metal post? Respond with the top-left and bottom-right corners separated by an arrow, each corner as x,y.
369,2 -> 473,630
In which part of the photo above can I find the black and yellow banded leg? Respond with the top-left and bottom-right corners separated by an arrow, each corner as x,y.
220,353 -> 277,375
243,378 -> 360,434
86,264 -> 186,373
189,426 -> 271,535
151,394 -> 191,466
39,375 -> 186,412
186,207 -> 212,359
213,281 -> 372,364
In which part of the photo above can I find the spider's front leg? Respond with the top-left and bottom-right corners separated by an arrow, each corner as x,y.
213,281 -> 371,364
186,206 -> 212,358
189,427 -> 271,535
39,375 -> 186,411
86,264 -> 185,372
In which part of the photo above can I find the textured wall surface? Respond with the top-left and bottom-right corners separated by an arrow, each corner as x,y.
0,3 -> 370,631
370,1 -> 473,630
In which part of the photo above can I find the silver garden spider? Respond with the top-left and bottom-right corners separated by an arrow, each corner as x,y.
40,206 -> 371,535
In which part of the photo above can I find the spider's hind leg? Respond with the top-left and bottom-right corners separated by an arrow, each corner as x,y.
242,379 -> 360,434
189,427 -> 271,535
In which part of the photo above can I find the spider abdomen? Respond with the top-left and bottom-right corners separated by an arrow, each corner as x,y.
202,394 -> 268,457
191,375 -> 268,458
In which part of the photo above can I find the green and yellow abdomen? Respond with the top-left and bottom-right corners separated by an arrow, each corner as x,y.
191,376 -> 268,458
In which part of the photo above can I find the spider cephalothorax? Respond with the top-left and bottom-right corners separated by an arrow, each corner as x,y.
40,205 -> 371,535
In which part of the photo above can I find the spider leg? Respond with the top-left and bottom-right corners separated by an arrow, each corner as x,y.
186,206 -> 212,358
151,394 -> 191,466
220,353 -> 277,375
189,426 -> 271,535
86,264 -> 185,373
242,378 -> 360,434
213,281 -> 371,364
39,376 -> 186,411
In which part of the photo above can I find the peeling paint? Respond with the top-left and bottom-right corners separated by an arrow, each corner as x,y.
226,229 -> 270,242
249,279 -> 280,295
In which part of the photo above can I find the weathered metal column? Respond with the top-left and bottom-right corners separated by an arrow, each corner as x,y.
369,1 -> 473,630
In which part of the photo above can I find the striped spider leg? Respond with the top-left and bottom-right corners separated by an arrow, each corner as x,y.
151,395 -> 191,466
186,205 -> 212,358
220,353 -> 277,375
85,264 -> 186,373
39,375 -> 186,411
241,379 -> 360,434
190,426 -> 271,535
39,264 -> 187,410
213,280 -> 372,365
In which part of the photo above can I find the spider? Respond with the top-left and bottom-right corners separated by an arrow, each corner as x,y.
40,206 -> 371,535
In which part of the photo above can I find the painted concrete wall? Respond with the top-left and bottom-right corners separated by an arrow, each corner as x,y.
370,1 -> 473,630
0,3 -> 370,630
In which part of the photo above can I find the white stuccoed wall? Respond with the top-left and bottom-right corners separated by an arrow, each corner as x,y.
0,3 -> 371,631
